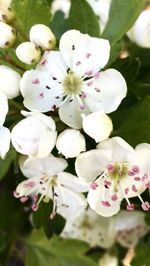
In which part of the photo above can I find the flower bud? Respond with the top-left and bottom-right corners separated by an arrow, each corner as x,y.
16,42 -> 41,65
127,10 -> 150,48
30,24 -> 56,50
0,21 -> 16,48
0,0 -> 15,22
0,65 -> 21,99
11,112 -> 57,158
56,129 -> 86,158
82,111 -> 113,143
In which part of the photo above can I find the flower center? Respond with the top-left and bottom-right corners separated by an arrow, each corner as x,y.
107,163 -> 129,192
62,71 -> 83,95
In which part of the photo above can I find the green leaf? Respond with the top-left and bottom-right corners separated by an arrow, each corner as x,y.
50,11 -> 70,40
11,0 -> 51,40
25,229 -> 97,266
132,237 -> 150,266
68,0 -> 100,37
116,97 -> 150,146
33,201 -> 66,238
0,149 -> 16,181
102,0 -> 145,44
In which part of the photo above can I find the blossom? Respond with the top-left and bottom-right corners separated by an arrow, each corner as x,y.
0,21 -> 16,48
56,129 -> 86,158
11,111 -> 57,158
0,65 -> 21,99
127,9 -> 150,48
29,24 -> 56,50
0,91 -> 10,158
61,208 -> 117,248
14,154 -> 88,219
75,137 -> 150,217
115,210 -> 149,248
16,42 -> 41,65
20,29 -> 127,129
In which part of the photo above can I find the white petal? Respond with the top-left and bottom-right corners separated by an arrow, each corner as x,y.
88,177 -> 122,217
134,143 -> 150,173
56,129 -> 86,158
0,91 -> 8,126
97,137 -> 135,163
127,10 -> 150,48
0,126 -> 10,158
19,154 -> 68,178
57,172 -> 89,193
82,111 -> 113,142
56,187 -> 87,219
75,149 -> 112,183
0,65 -> 21,99
15,176 -> 41,197
51,0 -> 70,18
59,30 -> 110,76
84,69 -> 127,113
99,254 -> 118,266
20,69 -> 63,112
59,97 -> 82,129
37,51 -> 67,82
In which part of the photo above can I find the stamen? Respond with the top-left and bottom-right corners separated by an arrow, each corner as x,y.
90,182 -> 98,190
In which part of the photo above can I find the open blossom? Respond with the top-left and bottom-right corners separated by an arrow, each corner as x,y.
127,9 -> 150,48
75,137 -> 150,217
61,208 -> 117,248
20,29 -> 127,129
0,91 -> 10,158
14,155 -> 88,219
115,210 -> 149,248
11,111 -> 57,158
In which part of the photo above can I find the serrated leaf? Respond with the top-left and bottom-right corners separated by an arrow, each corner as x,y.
102,0 -> 145,44
25,229 -> 97,266
11,0 -> 51,40
68,0 -> 100,37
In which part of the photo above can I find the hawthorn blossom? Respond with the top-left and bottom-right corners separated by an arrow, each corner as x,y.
11,111 -> 57,158
20,30 -> 127,129
61,208 -> 117,248
75,137 -> 150,217
127,9 -> 150,48
14,155 -> 88,219
0,91 -> 10,158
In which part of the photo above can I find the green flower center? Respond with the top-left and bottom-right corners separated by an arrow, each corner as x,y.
107,163 -> 129,192
62,71 -> 83,95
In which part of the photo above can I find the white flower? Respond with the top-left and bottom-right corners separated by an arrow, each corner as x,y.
99,253 -> 118,266
61,208 -> 116,248
127,10 -> 150,48
115,210 -> 149,248
0,91 -> 10,158
87,0 -> 111,33
30,24 -> 56,51
0,0 -> 14,22
56,129 -> 86,158
51,0 -> 70,18
14,154 -> 88,219
11,111 -> 57,158
75,137 -> 150,217
82,111 -> 113,142
16,42 -> 41,65
20,30 -> 127,129
0,65 -> 21,99
0,21 -> 16,48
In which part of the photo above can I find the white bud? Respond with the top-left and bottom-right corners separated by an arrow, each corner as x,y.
30,24 -> 56,50
56,129 -> 86,158
0,21 -> 16,48
16,42 -> 41,65
127,10 -> 150,48
0,65 -> 21,99
0,0 -> 15,22
82,111 -> 113,143
51,0 -> 70,18
11,112 -> 57,158
99,254 -> 118,266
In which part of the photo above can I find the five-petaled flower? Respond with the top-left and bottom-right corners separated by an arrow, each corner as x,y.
20,30 -> 127,129
75,137 -> 150,217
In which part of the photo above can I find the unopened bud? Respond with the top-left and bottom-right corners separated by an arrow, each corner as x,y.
0,21 -> 16,48
30,24 -> 56,50
0,65 -> 21,99
0,0 -> 15,22
16,42 -> 41,65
